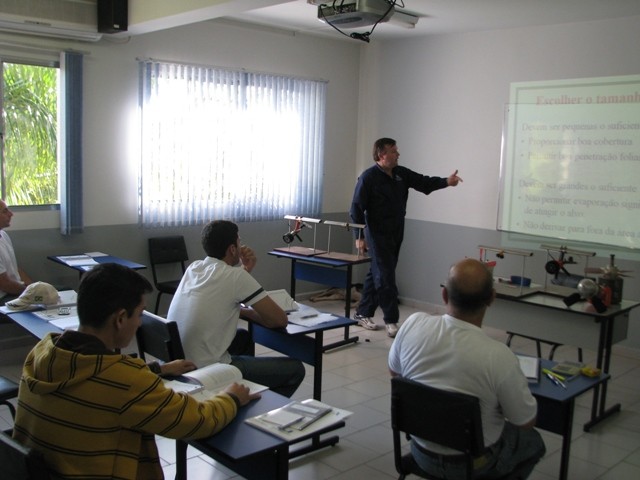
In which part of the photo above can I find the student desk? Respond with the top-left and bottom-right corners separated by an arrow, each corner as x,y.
176,390 -> 346,480
268,248 -> 369,351
5,309 -> 59,339
532,359 -> 610,480
486,283 -> 639,432
250,314 -> 357,402
48,253 -> 146,277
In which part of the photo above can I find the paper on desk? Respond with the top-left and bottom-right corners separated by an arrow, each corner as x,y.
287,307 -> 336,327
245,399 -> 352,441
267,289 -> 299,312
49,316 -> 80,330
58,255 -> 99,267
33,306 -> 78,321
84,252 -> 108,257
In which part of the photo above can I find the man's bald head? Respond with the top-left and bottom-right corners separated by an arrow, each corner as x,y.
445,258 -> 495,315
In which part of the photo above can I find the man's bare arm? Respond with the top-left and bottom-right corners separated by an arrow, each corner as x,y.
248,296 -> 288,328
0,272 -> 26,295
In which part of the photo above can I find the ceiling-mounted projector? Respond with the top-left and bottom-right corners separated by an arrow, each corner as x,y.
316,0 -> 395,28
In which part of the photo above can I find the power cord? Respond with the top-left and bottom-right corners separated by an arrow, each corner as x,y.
318,0 -> 402,43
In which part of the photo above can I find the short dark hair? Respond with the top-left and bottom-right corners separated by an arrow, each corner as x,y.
77,263 -> 152,328
202,220 -> 239,259
445,263 -> 494,314
372,137 -> 396,162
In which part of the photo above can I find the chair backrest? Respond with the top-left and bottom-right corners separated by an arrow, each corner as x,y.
136,311 -> 186,362
0,375 -> 19,419
0,430 -> 51,479
391,377 -> 485,476
148,236 -> 189,284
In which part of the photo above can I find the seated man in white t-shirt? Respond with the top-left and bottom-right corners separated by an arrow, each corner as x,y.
168,220 -> 305,398
388,258 -> 545,480
0,200 -> 32,303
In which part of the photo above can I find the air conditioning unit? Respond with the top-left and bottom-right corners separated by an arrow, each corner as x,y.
0,0 -> 102,42
316,0 -> 394,28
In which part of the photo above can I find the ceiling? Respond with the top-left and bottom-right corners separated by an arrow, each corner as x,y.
218,0 -> 640,42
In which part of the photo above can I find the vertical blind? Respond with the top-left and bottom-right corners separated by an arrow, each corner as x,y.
60,50 -> 83,235
138,60 -> 326,227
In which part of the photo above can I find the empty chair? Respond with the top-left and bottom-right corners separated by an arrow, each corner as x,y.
136,311 -> 185,363
391,377 -> 518,480
148,236 -> 189,313
0,430 -> 51,479
0,375 -> 19,420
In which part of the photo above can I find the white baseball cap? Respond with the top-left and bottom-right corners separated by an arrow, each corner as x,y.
5,282 -> 60,310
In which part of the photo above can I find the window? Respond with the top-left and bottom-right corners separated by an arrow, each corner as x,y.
1,61 -> 59,205
139,60 -> 327,227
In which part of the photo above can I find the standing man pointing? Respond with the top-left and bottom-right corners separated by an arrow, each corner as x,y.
350,138 -> 462,337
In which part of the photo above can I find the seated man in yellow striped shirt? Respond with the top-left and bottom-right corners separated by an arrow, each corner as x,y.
13,263 -> 259,480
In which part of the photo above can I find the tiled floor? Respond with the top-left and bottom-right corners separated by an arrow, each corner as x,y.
2,300 -> 640,479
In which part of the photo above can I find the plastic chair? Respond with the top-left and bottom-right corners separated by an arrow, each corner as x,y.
391,376 -> 488,480
0,376 -> 19,420
0,429 -> 51,479
148,236 -> 189,313
136,311 -> 185,362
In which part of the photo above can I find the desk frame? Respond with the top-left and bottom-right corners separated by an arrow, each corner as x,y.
249,315 -> 356,456
269,249 -> 369,351
250,315 -> 357,402
532,359 -> 610,480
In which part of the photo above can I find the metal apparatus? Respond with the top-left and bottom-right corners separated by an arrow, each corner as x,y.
584,254 -> 633,304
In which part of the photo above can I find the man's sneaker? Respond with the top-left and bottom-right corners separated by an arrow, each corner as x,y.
355,314 -> 379,331
385,323 -> 399,338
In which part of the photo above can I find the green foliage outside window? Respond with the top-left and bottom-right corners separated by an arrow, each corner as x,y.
2,62 -> 58,206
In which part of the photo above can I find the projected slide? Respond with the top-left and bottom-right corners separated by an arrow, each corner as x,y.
499,75 -> 640,250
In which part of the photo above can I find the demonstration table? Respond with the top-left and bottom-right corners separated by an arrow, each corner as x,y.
487,283 -> 640,431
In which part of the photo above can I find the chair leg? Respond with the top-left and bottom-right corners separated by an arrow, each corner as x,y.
1,400 -> 16,419
155,293 -> 162,314
549,344 -> 583,363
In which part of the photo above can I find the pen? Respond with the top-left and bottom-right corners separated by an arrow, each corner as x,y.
277,417 -> 304,430
300,314 -> 318,319
545,372 -> 566,388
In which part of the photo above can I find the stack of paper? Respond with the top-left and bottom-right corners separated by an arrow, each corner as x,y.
516,354 -> 540,383
246,399 -> 352,440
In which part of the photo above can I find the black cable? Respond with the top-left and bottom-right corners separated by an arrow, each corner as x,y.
318,0 -> 401,43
